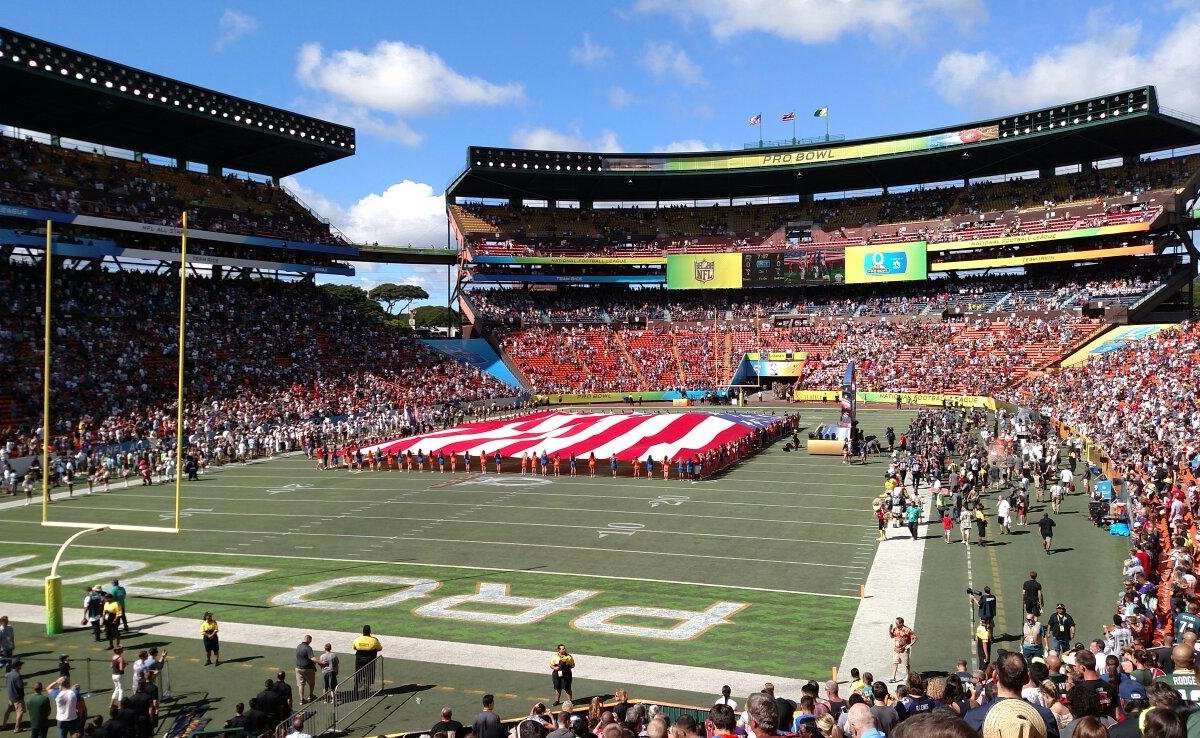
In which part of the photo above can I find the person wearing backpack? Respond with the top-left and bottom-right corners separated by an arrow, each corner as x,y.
82,586 -> 105,642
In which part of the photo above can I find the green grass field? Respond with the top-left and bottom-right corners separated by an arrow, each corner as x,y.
2,406 -> 901,678
0,404 -> 1133,734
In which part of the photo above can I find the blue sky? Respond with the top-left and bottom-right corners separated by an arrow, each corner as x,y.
5,1 -> 1199,306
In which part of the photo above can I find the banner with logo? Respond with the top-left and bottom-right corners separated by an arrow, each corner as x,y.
1059,323 -> 1177,367
929,243 -> 1154,272
666,252 -> 743,289
925,221 -> 1152,252
844,242 -> 928,284
604,125 -> 998,172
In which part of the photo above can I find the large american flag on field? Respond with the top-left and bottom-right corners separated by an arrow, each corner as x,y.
366,411 -> 778,462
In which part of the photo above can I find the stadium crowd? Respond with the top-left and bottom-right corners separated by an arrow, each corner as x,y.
453,154 -> 1195,257
0,267 -> 519,487
0,134 -> 340,245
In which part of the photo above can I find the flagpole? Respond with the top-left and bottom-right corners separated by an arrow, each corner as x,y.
825,112 -> 830,142
792,117 -> 797,144
758,113 -> 763,146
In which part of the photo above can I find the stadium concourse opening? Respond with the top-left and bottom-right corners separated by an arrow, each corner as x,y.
356,410 -> 801,478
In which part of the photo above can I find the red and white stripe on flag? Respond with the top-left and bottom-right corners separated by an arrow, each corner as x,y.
367,411 -> 759,462
781,111 -> 796,122
748,114 -> 761,125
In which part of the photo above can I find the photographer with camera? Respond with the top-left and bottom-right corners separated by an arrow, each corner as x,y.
969,587 -> 998,637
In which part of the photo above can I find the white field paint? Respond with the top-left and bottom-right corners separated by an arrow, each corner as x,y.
0,555 -> 746,641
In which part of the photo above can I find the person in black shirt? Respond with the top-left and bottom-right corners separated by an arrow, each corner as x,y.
1022,571 -> 1044,616
431,706 -> 465,738
224,703 -> 248,732
128,683 -> 153,738
255,680 -> 281,726
473,694 -> 503,738
1048,604 -> 1076,654
243,698 -> 269,738
272,672 -> 293,720
1038,514 -> 1057,554
770,682 -> 797,730
973,587 -> 998,635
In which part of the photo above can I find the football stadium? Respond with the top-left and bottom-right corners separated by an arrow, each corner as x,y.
1,13 -> 1200,738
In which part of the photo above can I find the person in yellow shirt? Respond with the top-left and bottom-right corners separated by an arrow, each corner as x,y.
352,626 -> 383,690
200,612 -> 220,666
102,594 -> 123,650
549,644 -> 575,705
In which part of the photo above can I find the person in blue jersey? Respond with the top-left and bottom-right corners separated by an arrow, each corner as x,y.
609,454 -> 618,477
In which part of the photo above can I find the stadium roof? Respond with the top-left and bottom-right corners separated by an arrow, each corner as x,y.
447,87 -> 1200,203
0,27 -> 355,178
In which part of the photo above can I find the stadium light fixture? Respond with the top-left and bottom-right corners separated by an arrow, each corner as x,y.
11,55 -> 18,62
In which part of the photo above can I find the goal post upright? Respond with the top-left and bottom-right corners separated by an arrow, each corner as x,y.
172,210 -> 188,531
41,220 -> 51,522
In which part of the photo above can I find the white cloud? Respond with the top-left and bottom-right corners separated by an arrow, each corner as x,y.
641,42 -> 705,86
609,86 -> 634,109
570,33 -> 612,68
295,40 -> 524,145
930,9 -> 1200,117
297,41 -> 524,116
653,139 -> 720,153
634,0 -> 983,45
282,177 -> 446,248
214,9 -> 259,52
510,125 -> 623,152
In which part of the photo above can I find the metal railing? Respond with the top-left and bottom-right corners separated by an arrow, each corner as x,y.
274,657 -> 383,738
743,134 -> 846,150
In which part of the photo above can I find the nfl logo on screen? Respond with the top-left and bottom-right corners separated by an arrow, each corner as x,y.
694,259 -> 715,283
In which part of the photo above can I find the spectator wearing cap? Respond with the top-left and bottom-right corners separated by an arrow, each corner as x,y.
818,680 -> 847,721
964,652 -> 1059,738
1048,604 -> 1076,655
1109,682 -> 1147,738
981,699 -> 1049,738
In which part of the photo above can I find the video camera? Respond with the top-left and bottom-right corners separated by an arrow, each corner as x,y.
966,588 -> 982,596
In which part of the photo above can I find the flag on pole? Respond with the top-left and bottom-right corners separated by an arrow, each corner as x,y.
748,113 -> 761,125
781,111 -> 796,122
813,107 -> 829,118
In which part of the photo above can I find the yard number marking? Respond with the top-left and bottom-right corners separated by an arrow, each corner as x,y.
597,522 -> 645,539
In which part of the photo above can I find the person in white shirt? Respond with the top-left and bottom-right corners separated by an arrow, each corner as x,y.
713,685 -> 737,711
997,497 -> 1012,535
1049,483 -> 1063,513
50,676 -> 79,738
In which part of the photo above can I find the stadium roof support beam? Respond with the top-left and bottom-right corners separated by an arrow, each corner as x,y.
0,27 -> 355,177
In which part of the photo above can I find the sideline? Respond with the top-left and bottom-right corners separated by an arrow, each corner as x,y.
0,601 -> 821,697
837,485 -> 932,681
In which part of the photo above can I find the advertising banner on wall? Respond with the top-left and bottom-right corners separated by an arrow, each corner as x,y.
666,252 -> 743,289
843,242 -> 928,284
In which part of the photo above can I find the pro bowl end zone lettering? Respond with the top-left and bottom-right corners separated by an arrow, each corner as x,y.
0,556 -> 747,641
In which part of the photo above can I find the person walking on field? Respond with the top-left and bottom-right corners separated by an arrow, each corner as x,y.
888,617 -> 917,683
1038,512 -> 1056,554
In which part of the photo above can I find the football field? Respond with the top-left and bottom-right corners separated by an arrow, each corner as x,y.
1,406 -> 905,680
0,404 -> 1130,708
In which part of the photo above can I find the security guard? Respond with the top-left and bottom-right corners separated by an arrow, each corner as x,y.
351,626 -> 383,691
